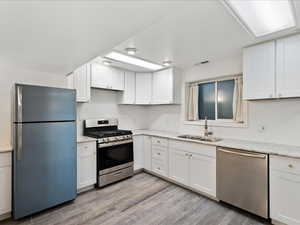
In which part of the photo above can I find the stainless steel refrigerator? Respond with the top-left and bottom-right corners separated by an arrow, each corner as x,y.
13,84 -> 77,219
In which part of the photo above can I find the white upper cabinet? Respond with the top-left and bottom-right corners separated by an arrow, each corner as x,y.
91,63 -> 124,91
135,73 -> 152,104
120,71 -> 135,104
276,34 -> 300,98
243,33 -> 300,100
111,67 -> 125,91
67,64 -> 91,102
91,63 -> 112,89
121,68 -> 181,105
152,68 -> 181,104
243,41 -> 276,100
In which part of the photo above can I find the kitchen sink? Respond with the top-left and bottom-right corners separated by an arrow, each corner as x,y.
177,134 -> 222,142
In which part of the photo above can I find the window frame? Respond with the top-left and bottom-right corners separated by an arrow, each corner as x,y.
185,75 -> 248,128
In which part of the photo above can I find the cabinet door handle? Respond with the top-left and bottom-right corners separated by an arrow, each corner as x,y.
288,164 -> 294,168
157,152 -> 161,155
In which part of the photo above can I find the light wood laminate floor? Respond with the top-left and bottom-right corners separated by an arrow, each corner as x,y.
1,173 -> 270,225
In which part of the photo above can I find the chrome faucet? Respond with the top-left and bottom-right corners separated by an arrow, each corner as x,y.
204,117 -> 213,137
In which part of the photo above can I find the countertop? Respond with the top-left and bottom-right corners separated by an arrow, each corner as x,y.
0,145 -> 13,153
77,136 -> 97,143
133,130 -> 300,159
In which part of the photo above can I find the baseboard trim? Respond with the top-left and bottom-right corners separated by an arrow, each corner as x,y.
271,219 -> 287,225
143,169 -> 218,202
77,185 -> 95,194
0,212 -> 11,222
134,168 -> 144,174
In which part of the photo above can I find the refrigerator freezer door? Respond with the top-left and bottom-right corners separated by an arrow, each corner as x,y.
15,84 -> 76,123
13,122 -> 77,219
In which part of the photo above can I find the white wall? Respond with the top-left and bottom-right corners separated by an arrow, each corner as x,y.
146,56 -> 300,146
2,56 -> 300,147
0,63 -> 67,148
76,89 -> 148,136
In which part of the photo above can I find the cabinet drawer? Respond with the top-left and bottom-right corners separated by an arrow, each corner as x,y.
78,142 -> 96,156
152,159 -> 167,176
0,153 -> 12,167
270,155 -> 300,175
151,137 -> 168,147
169,140 -> 216,158
152,146 -> 167,161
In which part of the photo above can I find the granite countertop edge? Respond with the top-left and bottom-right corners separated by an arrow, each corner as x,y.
0,145 -> 13,153
133,130 -> 300,159
77,136 -> 97,143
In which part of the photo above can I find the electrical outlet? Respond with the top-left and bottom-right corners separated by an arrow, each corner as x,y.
258,125 -> 266,133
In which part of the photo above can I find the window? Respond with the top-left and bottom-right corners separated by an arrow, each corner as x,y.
186,76 -> 245,126
198,79 -> 234,120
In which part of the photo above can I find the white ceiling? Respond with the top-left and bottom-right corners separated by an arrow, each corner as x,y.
114,0 -> 300,71
0,1 -> 185,74
1,1 -> 300,75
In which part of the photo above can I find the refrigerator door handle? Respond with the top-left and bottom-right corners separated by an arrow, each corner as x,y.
17,124 -> 22,160
17,85 -> 23,122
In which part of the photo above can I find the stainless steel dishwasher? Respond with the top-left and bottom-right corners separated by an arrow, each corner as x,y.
217,147 -> 269,219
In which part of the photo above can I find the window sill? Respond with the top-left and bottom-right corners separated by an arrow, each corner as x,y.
184,120 -> 248,128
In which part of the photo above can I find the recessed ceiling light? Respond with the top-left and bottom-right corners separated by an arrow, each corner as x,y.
125,47 -> 137,55
105,51 -> 164,71
223,0 -> 296,37
103,60 -> 112,66
163,60 -> 172,67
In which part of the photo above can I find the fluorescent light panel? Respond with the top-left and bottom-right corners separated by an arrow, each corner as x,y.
105,52 -> 163,70
226,0 -> 295,37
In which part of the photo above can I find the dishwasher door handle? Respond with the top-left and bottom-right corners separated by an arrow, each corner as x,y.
218,148 -> 266,159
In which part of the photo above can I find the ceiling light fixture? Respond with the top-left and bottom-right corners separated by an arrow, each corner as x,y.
125,47 -> 137,55
163,60 -> 172,67
105,51 -> 164,71
103,60 -> 112,66
223,0 -> 296,37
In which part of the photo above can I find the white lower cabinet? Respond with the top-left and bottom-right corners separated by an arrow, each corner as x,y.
0,152 -> 12,216
169,149 -> 189,185
169,140 -> 216,197
189,153 -> 216,197
143,136 -> 152,171
151,137 -> 169,177
133,136 -> 144,171
77,141 -> 97,191
270,156 -> 300,225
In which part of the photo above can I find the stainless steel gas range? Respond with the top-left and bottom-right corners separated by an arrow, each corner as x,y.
84,118 -> 133,187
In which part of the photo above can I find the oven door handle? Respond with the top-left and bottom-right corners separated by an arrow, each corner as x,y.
99,139 -> 133,148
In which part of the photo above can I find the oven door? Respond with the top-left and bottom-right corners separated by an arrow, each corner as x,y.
98,142 -> 133,175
